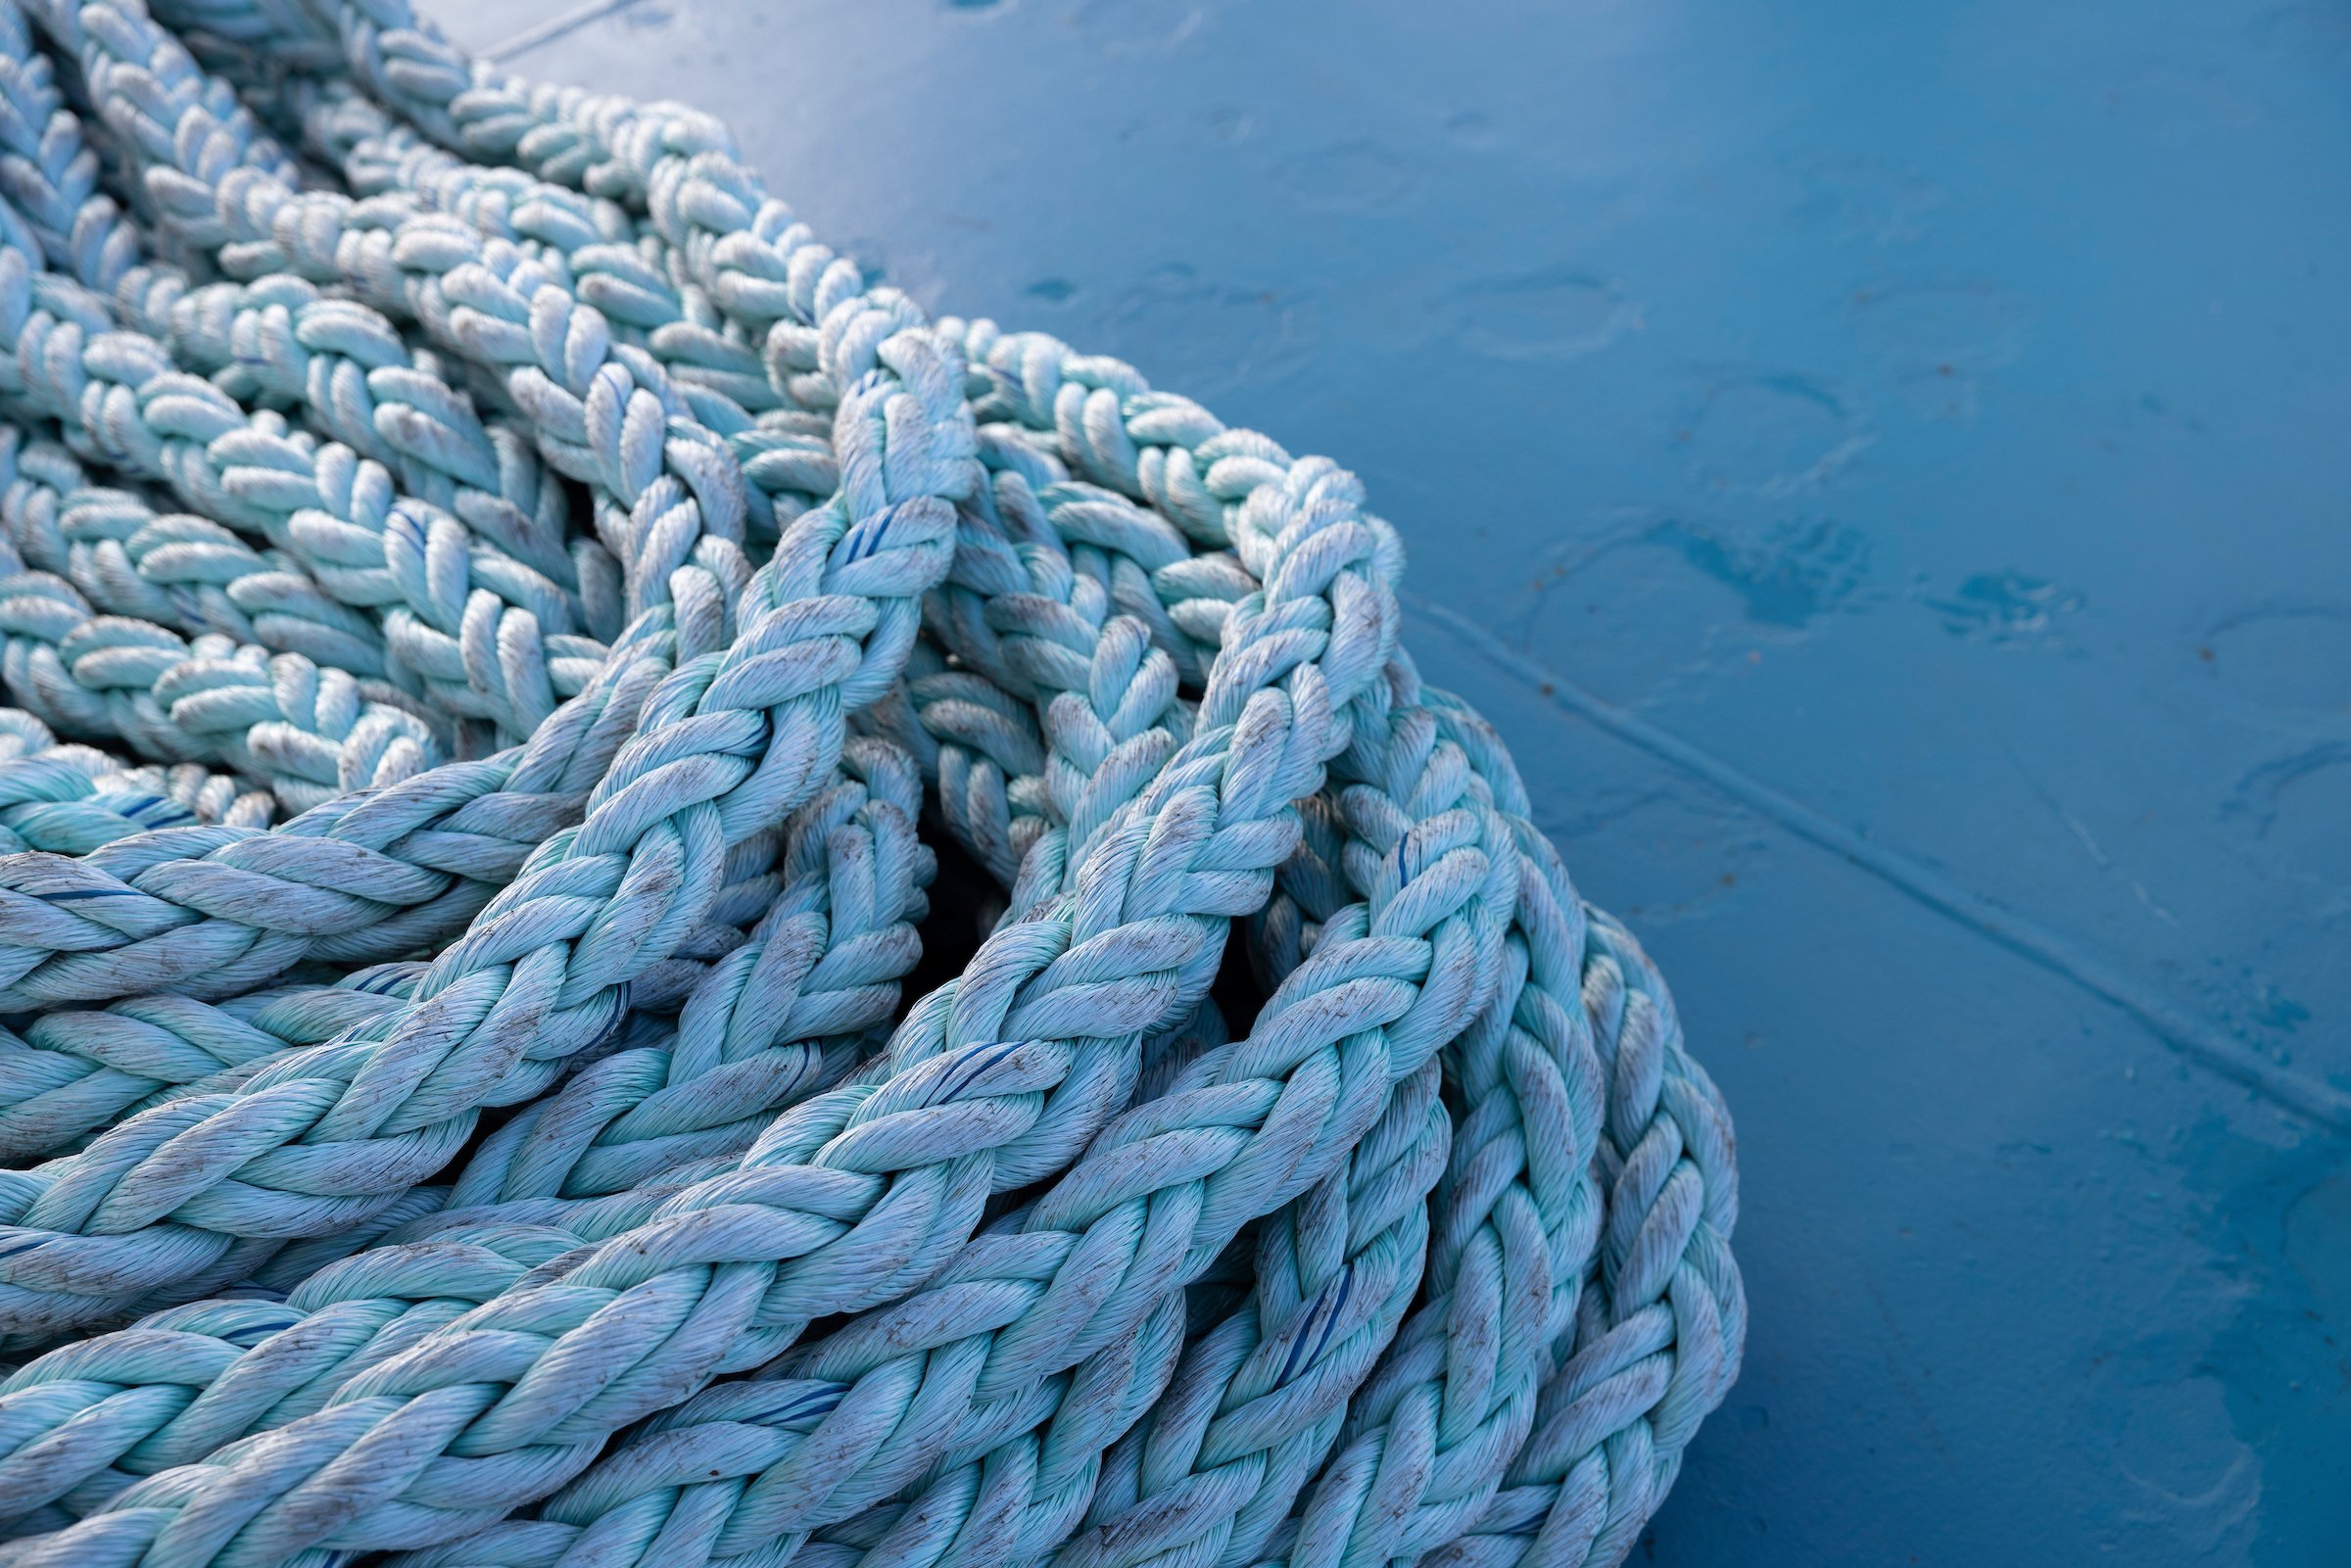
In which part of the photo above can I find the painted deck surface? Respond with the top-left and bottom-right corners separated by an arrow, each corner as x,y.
419,2 -> 2351,1561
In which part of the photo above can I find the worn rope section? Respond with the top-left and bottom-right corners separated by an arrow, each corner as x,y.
0,3 -> 1744,1566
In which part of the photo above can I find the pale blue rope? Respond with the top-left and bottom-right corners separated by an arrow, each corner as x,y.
0,3 -> 1749,1568
55,24 -> 1720,1568
0,0 -> 968,1334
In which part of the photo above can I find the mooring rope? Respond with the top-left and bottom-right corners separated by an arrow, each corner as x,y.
0,3 -> 1743,1564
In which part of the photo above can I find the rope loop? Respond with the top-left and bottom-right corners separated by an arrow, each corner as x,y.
0,4 -> 1744,1565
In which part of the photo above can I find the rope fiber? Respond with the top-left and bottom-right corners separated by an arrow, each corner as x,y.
0,3 -> 1744,1564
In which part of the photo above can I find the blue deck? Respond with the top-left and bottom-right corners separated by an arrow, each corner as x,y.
424,2 -> 2351,1561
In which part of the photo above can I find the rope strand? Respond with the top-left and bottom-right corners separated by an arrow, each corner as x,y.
0,4 -> 1743,1565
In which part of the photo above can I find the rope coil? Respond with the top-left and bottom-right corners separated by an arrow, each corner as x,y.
0,3 -> 1744,1565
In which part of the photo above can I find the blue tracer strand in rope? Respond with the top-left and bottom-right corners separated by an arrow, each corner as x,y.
0,150 -> 972,1335
0,3 -> 1744,1564
0,386 -> 1398,1564
0,1 -> 938,1006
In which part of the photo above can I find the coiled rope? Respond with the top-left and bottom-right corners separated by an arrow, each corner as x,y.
0,3 -> 1744,1564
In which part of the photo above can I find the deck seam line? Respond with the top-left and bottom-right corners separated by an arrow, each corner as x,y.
1403,590 -> 2351,1132
483,0 -> 639,62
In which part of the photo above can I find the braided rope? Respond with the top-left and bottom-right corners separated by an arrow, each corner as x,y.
0,4 -> 1744,1565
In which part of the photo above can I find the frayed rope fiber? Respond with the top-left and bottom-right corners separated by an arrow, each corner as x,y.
0,2 -> 1743,1564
